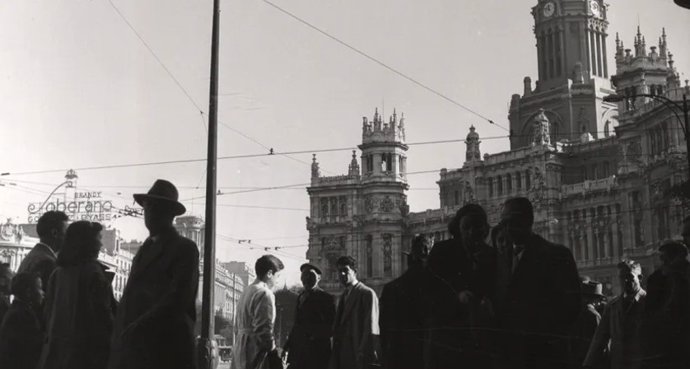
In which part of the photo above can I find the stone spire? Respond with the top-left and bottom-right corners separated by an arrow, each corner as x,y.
311,154 -> 320,178
465,125 -> 482,164
348,150 -> 360,176
659,27 -> 668,60
532,109 -> 551,146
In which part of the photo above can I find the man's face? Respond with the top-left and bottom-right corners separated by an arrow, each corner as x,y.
659,250 -> 672,267
503,216 -> 532,245
619,269 -> 641,295
301,270 -> 319,290
143,200 -> 173,233
493,227 -> 512,255
265,270 -> 283,290
52,221 -> 69,251
459,214 -> 487,247
337,265 -> 357,287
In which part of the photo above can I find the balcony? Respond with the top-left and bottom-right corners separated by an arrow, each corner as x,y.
561,176 -> 617,197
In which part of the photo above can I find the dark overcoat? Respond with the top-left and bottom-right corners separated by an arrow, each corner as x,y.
108,227 -> 199,369
329,281 -> 379,369
285,287 -> 335,369
17,243 -> 57,291
379,265 -> 430,369
0,299 -> 43,369
38,260 -> 116,369
494,233 -> 581,369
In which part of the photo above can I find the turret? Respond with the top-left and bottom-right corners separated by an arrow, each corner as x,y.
311,154 -> 320,179
348,151 -> 360,176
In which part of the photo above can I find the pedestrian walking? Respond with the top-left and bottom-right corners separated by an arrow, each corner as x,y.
17,211 -> 69,292
330,256 -> 380,369
379,234 -> 431,369
584,260 -> 646,369
37,221 -> 116,369
639,241 -> 690,369
232,255 -> 284,369
426,204 -> 497,369
569,281 -> 606,369
0,272 -> 44,369
283,263 -> 335,369
494,197 -> 581,369
109,179 -> 200,369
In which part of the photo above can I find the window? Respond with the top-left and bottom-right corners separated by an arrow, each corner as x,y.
525,171 -> 531,189
516,172 -> 522,191
506,174 -> 513,193
454,190 -> 459,206
603,161 -> 610,177
497,175 -> 503,196
488,178 -> 494,197
383,234 -> 393,277
366,235 -> 373,277
339,197 -> 347,216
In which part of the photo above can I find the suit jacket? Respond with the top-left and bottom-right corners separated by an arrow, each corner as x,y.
108,227 -> 199,369
379,265 -> 430,369
584,290 -> 646,369
330,281 -> 380,369
18,243 -> 57,291
0,299 -> 43,369
495,233 -> 581,369
285,287 -> 335,369
38,260 -> 116,369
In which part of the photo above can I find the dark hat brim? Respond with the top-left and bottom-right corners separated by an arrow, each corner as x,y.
300,263 -> 322,275
133,193 -> 186,216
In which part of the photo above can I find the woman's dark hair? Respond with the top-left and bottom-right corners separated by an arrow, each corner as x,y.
57,221 -> 103,266
255,255 -> 284,279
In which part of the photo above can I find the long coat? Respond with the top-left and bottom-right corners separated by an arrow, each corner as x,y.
0,299 -> 43,369
379,264 -> 430,369
330,281 -> 380,369
284,287 -> 335,369
426,238 -> 497,369
38,260 -> 116,369
231,281 -> 277,369
17,243 -> 57,291
583,289 -> 646,369
494,233 -> 581,369
108,227 -> 200,369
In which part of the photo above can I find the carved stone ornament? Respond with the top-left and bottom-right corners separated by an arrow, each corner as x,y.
365,196 -> 375,213
0,219 -> 23,243
380,196 -> 394,213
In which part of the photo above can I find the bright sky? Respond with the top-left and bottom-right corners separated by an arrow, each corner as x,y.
1,0 -> 689,285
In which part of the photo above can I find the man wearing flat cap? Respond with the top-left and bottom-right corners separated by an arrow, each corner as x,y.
379,234 -> 431,369
283,263 -> 335,369
495,197 -> 581,369
108,179 -> 200,369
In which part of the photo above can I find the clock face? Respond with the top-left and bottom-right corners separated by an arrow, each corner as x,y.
543,2 -> 555,17
590,1 -> 600,16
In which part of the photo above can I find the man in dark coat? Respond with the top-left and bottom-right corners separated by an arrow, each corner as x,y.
17,211 -> 69,292
639,241 -> 690,369
108,180 -> 199,369
379,234 -> 431,369
495,197 -> 581,369
0,264 -> 13,324
570,281 -> 606,369
0,272 -> 44,369
426,204 -> 497,369
284,263 -> 336,369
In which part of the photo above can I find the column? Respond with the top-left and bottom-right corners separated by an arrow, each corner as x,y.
596,30 -> 603,78
601,32 -> 608,77
611,215 -> 620,260
590,30 -> 598,77
586,219 -> 595,264
560,27 -> 567,77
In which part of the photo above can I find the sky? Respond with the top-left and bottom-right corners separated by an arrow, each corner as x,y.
1,0 -> 689,285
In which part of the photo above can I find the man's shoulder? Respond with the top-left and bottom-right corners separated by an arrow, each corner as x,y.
355,281 -> 377,296
168,232 -> 200,255
313,288 -> 334,299
533,235 -> 573,258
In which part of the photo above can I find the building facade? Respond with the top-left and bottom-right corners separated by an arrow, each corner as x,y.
305,0 -> 689,297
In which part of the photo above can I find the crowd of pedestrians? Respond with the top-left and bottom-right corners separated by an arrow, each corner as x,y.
0,177 -> 689,369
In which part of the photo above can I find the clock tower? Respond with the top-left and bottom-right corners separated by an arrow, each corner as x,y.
508,0 -> 617,149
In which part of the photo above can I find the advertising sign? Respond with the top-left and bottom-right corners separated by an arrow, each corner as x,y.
27,191 -> 114,223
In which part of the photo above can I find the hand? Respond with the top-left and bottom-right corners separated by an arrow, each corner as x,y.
458,290 -> 475,304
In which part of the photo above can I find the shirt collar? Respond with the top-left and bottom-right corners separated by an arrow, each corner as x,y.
37,242 -> 57,258
623,288 -> 645,301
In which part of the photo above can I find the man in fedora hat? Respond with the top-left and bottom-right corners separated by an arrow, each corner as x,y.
109,179 -> 200,369
494,197 -> 580,369
379,234 -> 431,369
569,280 -> 607,369
283,263 -> 335,369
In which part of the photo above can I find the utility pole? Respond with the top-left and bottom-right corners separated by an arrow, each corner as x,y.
198,0 -> 220,367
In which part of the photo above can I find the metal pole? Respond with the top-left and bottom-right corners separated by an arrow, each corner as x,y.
199,0 -> 220,367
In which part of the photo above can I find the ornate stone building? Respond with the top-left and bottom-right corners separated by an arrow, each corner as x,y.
305,0 -> 689,297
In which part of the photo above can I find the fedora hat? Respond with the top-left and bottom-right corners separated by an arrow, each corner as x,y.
581,281 -> 605,298
134,179 -> 186,216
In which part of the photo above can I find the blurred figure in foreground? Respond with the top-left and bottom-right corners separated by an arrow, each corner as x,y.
0,272 -> 44,369
569,280 -> 606,369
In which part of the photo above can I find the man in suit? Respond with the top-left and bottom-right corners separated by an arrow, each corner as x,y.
379,234 -> 430,369
17,211 -> 69,291
284,263 -> 335,369
0,264 -> 13,325
108,179 -> 199,369
330,256 -> 379,369
495,197 -> 581,369
570,281 -> 606,369
584,260 -> 646,369
0,272 -> 44,369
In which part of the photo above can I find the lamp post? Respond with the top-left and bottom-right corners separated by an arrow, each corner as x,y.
603,92 -> 689,173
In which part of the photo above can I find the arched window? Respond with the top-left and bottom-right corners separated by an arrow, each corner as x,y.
497,175 -> 503,196
516,172 -> 522,191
